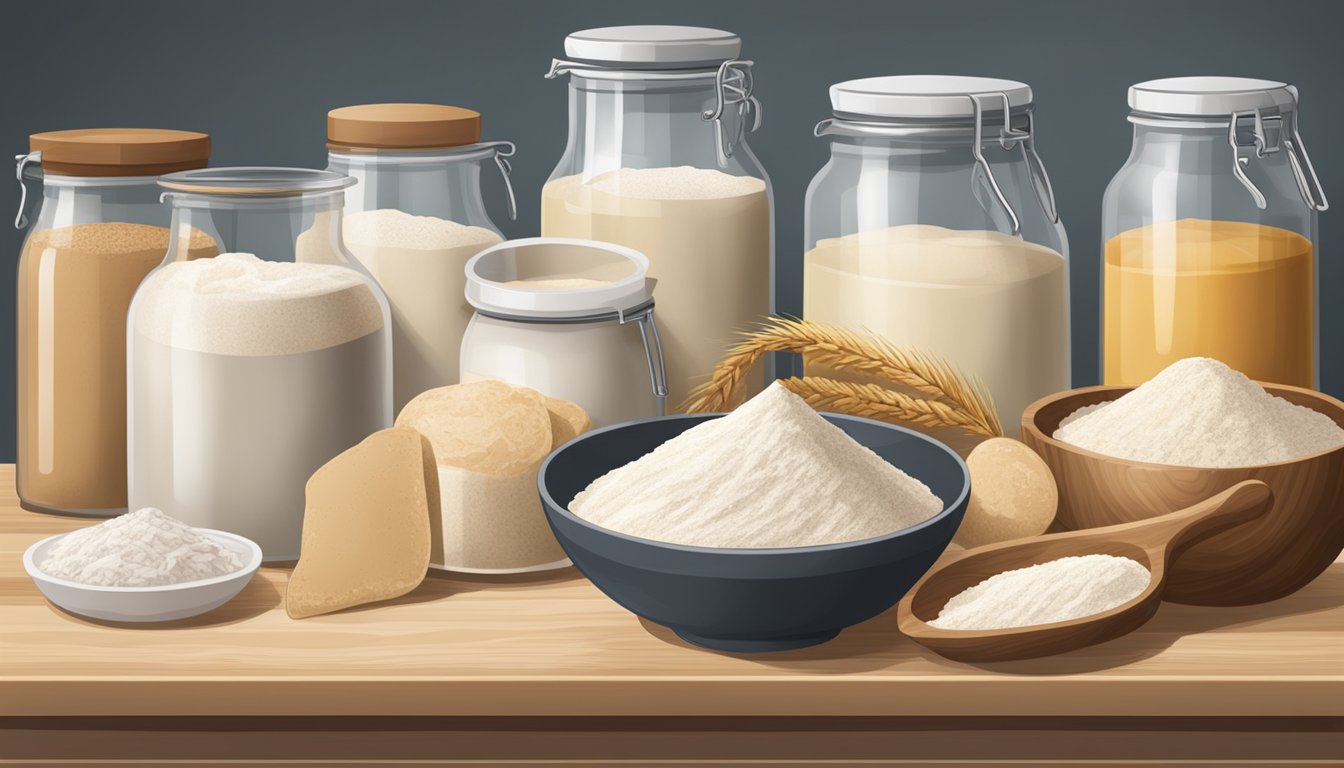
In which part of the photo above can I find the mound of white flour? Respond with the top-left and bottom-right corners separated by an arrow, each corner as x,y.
1054,357 -> 1344,468
39,507 -> 244,587
569,382 -> 943,548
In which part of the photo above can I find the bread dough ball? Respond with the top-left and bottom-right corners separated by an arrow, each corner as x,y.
955,437 -> 1057,548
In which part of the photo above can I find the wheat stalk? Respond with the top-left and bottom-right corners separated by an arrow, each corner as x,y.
778,377 -> 999,438
682,317 -> 1003,438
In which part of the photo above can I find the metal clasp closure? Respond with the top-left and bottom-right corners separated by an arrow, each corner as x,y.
969,93 -> 1045,236
617,303 -> 669,416
1228,93 -> 1328,212
13,151 -> 40,230
479,141 -> 518,222
702,60 -> 762,166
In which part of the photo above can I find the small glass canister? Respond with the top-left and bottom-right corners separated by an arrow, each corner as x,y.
326,103 -> 518,413
13,128 -> 213,516
461,237 -> 667,427
1102,77 -> 1328,387
127,168 -> 392,561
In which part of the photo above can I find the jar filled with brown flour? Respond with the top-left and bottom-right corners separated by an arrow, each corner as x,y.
13,129 -> 214,516
326,103 -> 516,414
542,26 -> 773,408
128,168 -> 392,561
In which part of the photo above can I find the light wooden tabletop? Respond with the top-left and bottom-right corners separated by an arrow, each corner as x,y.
2,464 -> 1340,719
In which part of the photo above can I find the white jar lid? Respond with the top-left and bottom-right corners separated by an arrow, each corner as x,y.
1128,77 -> 1297,116
564,25 -> 741,68
829,75 -> 1033,119
466,237 -> 653,321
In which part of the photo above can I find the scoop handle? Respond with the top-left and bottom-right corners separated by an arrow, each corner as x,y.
1135,480 -> 1273,561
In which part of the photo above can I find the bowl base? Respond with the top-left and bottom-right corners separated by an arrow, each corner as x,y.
673,628 -> 841,653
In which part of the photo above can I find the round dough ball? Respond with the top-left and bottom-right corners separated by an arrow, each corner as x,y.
955,437 -> 1057,548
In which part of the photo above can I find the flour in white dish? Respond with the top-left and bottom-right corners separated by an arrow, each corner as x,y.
39,507 -> 244,587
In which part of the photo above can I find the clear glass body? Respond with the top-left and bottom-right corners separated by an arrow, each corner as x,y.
15,172 -> 195,516
1102,119 -> 1318,387
127,176 -> 392,561
328,147 -> 506,412
541,72 -> 774,408
804,120 -> 1071,439
461,313 -> 658,428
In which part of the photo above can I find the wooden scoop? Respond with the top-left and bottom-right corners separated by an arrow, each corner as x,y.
897,479 -> 1273,663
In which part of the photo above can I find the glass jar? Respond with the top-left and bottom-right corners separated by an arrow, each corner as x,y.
461,237 -> 667,427
326,103 -> 518,414
12,128 -> 212,517
541,25 -> 773,410
1102,77 -> 1328,387
804,76 -> 1070,438
127,168 -> 392,561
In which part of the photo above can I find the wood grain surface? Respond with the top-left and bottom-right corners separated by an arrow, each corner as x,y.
1022,383 -> 1344,605
1,465 -> 1342,719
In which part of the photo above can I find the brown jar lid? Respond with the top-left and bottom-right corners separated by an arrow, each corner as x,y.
29,128 -> 211,177
327,103 -> 482,150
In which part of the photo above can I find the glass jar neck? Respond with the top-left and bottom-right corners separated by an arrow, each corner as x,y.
557,73 -> 757,177
329,148 -> 495,226
164,190 -> 350,265
25,174 -> 165,232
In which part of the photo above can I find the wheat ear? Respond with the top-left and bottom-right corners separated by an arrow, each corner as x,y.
778,377 -> 1000,438
682,317 -> 1002,437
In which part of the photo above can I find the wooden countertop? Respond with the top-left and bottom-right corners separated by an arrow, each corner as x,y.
2,464 -> 1341,720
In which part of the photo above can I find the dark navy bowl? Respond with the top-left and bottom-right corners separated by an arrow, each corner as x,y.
538,413 -> 970,653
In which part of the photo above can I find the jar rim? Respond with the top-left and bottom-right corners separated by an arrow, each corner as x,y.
158,167 -> 353,197
466,237 -> 653,321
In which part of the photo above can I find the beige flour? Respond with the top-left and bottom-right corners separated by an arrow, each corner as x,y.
502,277 -> 612,290
344,209 -> 502,412
1054,357 -> 1344,468
129,252 -> 388,561
570,382 -> 943,548
396,380 -> 586,572
929,554 -> 1150,630
17,223 -> 217,514
804,224 -> 1068,437
541,167 -> 770,408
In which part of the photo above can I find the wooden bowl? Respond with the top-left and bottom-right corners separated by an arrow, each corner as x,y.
1021,383 -> 1344,606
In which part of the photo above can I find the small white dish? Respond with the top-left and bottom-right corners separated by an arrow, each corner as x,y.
23,529 -> 263,623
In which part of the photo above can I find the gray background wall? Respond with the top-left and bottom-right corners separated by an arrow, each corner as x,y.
2,0 -> 1342,461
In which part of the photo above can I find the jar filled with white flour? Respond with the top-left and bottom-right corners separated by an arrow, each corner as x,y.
804,76 -> 1071,437
461,237 -> 666,427
128,168 -> 392,561
542,26 -> 773,409
326,103 -> 515,414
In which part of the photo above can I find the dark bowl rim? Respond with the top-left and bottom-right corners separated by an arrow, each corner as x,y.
1022,382 -> 1344,471
538,411 -> 971,557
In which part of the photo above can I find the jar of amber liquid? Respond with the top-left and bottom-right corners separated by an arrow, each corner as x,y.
1102,78 -> 1327,387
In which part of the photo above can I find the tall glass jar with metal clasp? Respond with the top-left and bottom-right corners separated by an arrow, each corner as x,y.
12,129 -> 213,517
326,103 -> 518,413
541,26 -> 773,409
127,168 -> 392,561
804,76 -> 1070,440
1102,77 -> 1328,387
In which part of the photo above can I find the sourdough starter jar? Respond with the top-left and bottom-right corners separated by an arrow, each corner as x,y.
13,129 -> 213,516
127,168 -> 392,561
461,237 -> 666,427
326,103 -> 517,413
542,25 -> 773,409
1103,78 -> 1328,387
804,76 -> 1070,436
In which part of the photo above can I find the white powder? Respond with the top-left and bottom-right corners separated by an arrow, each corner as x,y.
569,382 -> 944,548
38,507 -> 245,587
1054,357 -> 1344,468
586,166 -> 767,200
344,208 -> 500,251
133,252 -> 385,356
928,554 -> 1151,630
